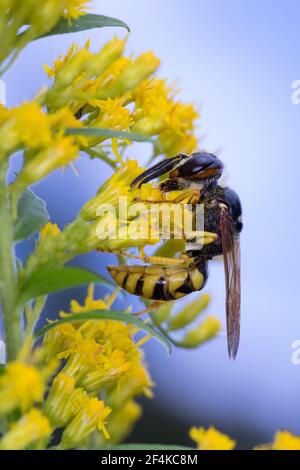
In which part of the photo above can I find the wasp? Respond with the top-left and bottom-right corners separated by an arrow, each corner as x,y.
108,152 -> 242,358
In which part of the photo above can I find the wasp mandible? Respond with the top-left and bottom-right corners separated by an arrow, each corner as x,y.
108,152 -> 243,358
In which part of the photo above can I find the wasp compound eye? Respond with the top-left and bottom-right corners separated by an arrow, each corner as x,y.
218,187 -> 243,234
170,152 -> 224,181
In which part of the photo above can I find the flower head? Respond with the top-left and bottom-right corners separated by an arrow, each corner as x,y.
0,409 -> 52,450
0,362 -> 52,414
105,400 -> 142,446
189,426 -> 236,451
256,430 -> 300,450
61,397 -> 111,448
41,286 -> 151,395
63,0 -> 89,20
273,431 -> 300,450
44,372 -> 89,427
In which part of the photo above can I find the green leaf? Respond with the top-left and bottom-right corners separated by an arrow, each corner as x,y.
13,189 -> 49,242
17,266 -> 112,307
66,127 -> 158,146
36,14 -> 130,39
107,444 -> 193,450
34,310 -> 171,354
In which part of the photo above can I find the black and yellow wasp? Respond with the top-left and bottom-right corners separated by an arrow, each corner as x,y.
108,152 -> 243,358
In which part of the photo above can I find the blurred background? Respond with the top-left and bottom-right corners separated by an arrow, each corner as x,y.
3,0 -> 300,449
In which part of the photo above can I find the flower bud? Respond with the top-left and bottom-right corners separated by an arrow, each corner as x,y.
151,302 -> 173,325
181,316 -> 221,348
86,37 -> 126,77
103,53 -> 160,97
168,294 -> 211,331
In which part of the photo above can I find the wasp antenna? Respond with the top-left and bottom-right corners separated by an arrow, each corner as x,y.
131,154 -> 188,188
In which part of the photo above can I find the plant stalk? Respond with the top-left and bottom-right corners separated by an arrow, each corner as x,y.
0,162 -> 21,360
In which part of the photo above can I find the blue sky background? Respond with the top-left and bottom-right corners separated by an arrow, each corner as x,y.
3,0 -> 300,447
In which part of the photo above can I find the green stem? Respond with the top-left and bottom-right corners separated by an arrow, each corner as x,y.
0,163 -> 21,360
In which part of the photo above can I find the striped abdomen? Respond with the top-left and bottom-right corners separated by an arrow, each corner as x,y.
107,260 -> 208,301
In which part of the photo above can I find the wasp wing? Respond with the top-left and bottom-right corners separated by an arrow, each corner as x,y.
220,207 -> 241,359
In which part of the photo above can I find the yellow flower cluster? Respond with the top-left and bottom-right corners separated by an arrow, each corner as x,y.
79,159 -> 161,252
64,0 -> 90,20
189,427 -> 300,451
43,37 -> 199,159
256,431 -> 300,450
0,409 -> 52,450
41,285 -> 152,448
132,78 -> 199,155
0,361 -> 53,414
189,426 -> 236,450
0,286 -> 152,449
0,0 -> 89,66
0,103 -> 82,190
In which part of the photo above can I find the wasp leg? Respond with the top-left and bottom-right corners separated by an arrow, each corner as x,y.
172,188 -> 201,204
131,154 -> 188,188
185,230 -> 218,246
115,247 -> 192,267
134,301 -> 166,317
107,259 -> 208,301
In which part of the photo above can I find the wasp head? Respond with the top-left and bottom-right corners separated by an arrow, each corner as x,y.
131,152 -> 223,189
169,152 -> 224,186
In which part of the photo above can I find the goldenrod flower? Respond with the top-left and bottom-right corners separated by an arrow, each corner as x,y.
104,52 -> 160,98
158,102 -> 199,156
41,323 -> 79,363
40,222 -> 61,241
0,103 -> 51,154
89,57 -> 131,94
69,283 -> 108,313
181,316 -> 221,348
167,294 -> 211,331
107,365 -> 153,409
132,78 -> 174,136
80,159 -> 144,220
61,397 -> 111,448
273,431 -> 300,450
44,41 -> 91,80
256,431 -> 300,450
0,103 -> 83,163
44,372 -> 89,427
44,37 -> 126,111
190,426 -> 236,450
64,0 -> 89,20
104,400 -> 142,446
0,1 -> 90,65
16,137 -> 78,187
0,409 -> 52,450
42,286 -> 148,394
0,362 -> 49,414
91,97 -> 133,131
